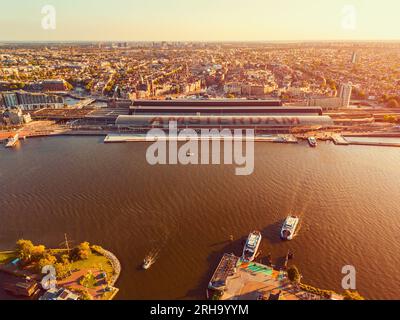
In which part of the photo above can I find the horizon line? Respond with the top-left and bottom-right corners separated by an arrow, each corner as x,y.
2,39 -> 400,44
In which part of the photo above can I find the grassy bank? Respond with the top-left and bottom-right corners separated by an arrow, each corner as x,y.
1,241 -> 120,300
70,252 -> 114,277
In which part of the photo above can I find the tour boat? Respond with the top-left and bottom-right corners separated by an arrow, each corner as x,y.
5,134 -> 19,148
308,137 -> 317,147
242,231 -> 262,262
280,216 -> 300,241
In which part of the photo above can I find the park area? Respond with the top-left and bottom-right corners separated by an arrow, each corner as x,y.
0,240 -> 120,300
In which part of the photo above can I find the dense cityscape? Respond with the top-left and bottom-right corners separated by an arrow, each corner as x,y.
1,42 -> 400,103
1,42 -> 400,141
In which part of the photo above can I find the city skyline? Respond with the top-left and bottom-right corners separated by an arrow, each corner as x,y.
2,0 -> 400,42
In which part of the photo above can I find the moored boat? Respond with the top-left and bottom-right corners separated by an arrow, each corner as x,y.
5,134 -> 19,148
280,216 -> 300,241
242,231 -> 262,262
308,136 -> 317,147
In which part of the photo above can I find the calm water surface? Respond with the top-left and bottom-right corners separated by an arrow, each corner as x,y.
0,137 -> 399,300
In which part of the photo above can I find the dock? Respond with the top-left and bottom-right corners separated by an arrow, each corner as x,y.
4,134 -> 19,148
208,253 -> 240,292
332,134 -> 400,147
346,141 -> 400,148
208,253 -> 338,301
331,134 -> 350,145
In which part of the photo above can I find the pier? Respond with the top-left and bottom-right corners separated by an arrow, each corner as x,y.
332,134 -> 400,147
208,253 -> 342,301
331,134 -> 350,145
346,141 -> 400,148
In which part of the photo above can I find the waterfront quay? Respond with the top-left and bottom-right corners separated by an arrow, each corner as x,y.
4,99 -> 400,149
208,254 -> 342,301
104,133 -> 298,143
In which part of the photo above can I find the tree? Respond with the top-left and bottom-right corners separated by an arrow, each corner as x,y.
37,254 -> 57,272
65,81 -> 73,91
80,290 -> 93,300
61,254 -> 70,264
383,115 -> 398,123
16,239 -> 34,262
55,262 -> 70,280
381,94 -> 389,102
31,245 -> 46,262
73,242 -> 92,260
344,290 -> 365,300
287,265 -> 301,283
387,99 -> 399,108
80,270 -> 97,288
357,91 -> 366,99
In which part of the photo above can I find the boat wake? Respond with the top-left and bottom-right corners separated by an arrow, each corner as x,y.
293,217 -> 303,238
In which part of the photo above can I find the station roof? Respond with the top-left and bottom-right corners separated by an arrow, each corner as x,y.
116,115 -> 334,127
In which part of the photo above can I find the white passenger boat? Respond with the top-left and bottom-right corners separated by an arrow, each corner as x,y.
280,216 -> 300,241
242,231 -> 262,262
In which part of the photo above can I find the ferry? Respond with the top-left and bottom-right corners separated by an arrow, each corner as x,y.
242,231 -> 262,262
280,216 -> 300,241
5,133 -> 19,148
307,137 -> 317,148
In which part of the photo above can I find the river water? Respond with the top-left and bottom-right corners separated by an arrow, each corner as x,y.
0,136 -> 399,300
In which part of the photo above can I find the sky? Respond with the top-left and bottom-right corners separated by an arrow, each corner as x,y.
1,0 -> 400,41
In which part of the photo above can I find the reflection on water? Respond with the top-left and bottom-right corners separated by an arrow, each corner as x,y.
1,137 -> 400,300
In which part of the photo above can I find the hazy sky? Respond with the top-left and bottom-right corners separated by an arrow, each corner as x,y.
1,0 -> 400,41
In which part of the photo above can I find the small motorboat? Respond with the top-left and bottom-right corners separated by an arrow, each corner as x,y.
307,137 -> 317,147
186,151 -> 195,157
142,255 -> 155,270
